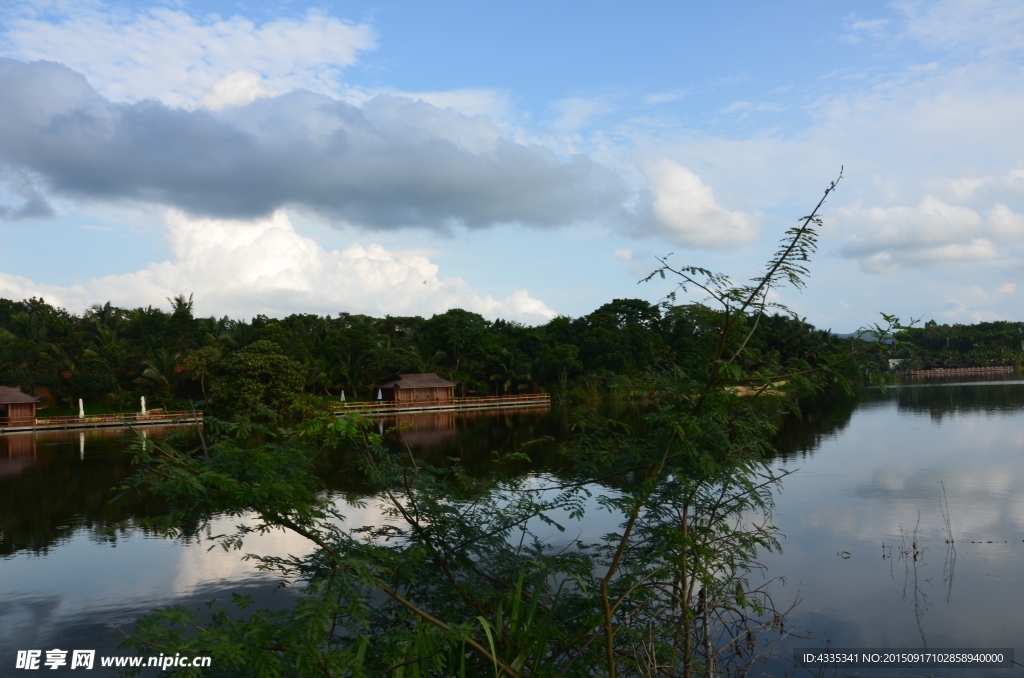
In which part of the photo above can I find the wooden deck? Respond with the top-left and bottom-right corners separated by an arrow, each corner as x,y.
0,409 -> 203,433
332,393 -> 551,417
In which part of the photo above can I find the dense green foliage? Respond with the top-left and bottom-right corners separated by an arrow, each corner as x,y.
890,319 -> 1024,370
1,292 -> 856,413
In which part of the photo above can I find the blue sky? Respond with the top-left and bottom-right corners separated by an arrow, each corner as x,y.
1,0 -> 1022,331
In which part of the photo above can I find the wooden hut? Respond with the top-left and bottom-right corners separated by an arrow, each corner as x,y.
374,373 -> 456,405
0,386 -> 40,427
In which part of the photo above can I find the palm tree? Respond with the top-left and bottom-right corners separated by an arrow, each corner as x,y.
167,293 -> 194,315
5,310 -> 60,395
134,349 -> 184,404
47,345 -> 82,410
9,310 -> 50,345
201,316 -> 240,351
489,349 -> 532,395
85,301 -> 125,333
301,358 -> 330,394
412,346 -> 448,377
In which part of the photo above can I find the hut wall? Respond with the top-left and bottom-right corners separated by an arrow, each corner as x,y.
4,403 -> 35,426
393,387 -> 454,404
0,405 -> 36,428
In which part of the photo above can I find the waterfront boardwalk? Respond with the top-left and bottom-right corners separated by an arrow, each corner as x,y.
0,409 -> 203,434
1,393 -> 553,433
332,393 -> 550,417
905,366 -> 1015,377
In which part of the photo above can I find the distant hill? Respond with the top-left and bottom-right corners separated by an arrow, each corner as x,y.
835,331 -> 894,345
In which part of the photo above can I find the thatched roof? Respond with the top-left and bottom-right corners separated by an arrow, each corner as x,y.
0,386 -> 40,404
375,373 -> 456,389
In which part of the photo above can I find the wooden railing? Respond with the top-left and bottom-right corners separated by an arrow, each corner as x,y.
0,418 -> 37,428
0,409 -> 203,428
330,393 -> 550,412
905,366 -> 1014,376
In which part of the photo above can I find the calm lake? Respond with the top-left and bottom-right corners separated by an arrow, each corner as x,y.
2,376 -> 1022,676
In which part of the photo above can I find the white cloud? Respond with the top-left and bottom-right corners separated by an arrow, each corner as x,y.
0,7 -> 375,107
1007,169 -> 1024,188
639,159 -> 759,248
851,18 -> 890,33
921,171 -> 1017,204
942,175 -> 992,200
838,16 -> 890,44
939,282 -> 1019,322
199,71 -> 273,110
720,100 -> 785,114
835,196 -> 1024,272
720,101 -> 753,114
613,248 -> 655,278
644,89 -> 689,105
391,89 -> 513,122
855,241 -> 999,274
0,210 -> 557,323
899,0 -> 1024,55
548,97 -> 609,131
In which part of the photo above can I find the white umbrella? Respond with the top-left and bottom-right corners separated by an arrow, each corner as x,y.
141,396 -> 147,415
377,389 -> 383,400
78,398 -> 84,418
340,390 -> 346,402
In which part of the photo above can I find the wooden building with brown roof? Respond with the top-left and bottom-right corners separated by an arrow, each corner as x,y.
375,373 -> 456,405
0,386 -> 41,427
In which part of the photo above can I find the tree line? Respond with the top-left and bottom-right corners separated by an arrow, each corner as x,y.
0,292 -> 858,414
890,319 -> 1024,370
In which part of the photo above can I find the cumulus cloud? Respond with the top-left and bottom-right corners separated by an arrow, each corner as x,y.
835,196 -> 1024,272
0,6 -> 375,107
0,210 -> 557,323
0,59 -> 630,230
639,159 -> 759,248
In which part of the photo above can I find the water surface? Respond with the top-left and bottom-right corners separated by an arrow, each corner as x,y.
764,376 -> 1024,676
2,382 -> 1022,675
